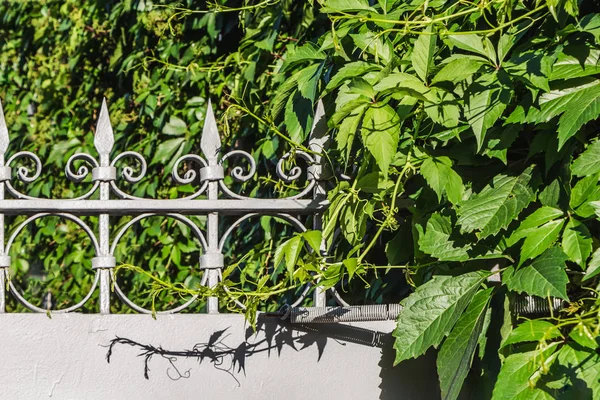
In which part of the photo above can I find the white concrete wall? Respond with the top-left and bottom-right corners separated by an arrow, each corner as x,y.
0,314 -> 440,399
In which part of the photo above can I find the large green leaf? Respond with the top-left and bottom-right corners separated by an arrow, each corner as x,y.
557,83 -> 600,148
437,288 -> 492,400
431,56 -> 487,84
325,61 -> 380,94
448,34 -> 496,63
492,345 -> 560,400
583,247 -> 600,281
464,73 -> 512,151
457,166 -> 537,238
555,344 -> 600,398
519,218 -> 565,265
284,63 -> 324,143
281,43 -> 326,72
361,103 -> 400,176
351,31 -> 393,64
501,320 -> 562,348
510,78 -> 600,129
572,140 -> 600,177
418,212 -> 470,261
411,25 -> 436,82
150,137 -> 185,165
393,271 -> 490,364
504,51 -> 552,91
561,217 -> 592,268
420,156 -> 464,204
336,104 -> 368,162
570,173 -> 600,218
550,47 -> 600,81
505,206 -> 564,247
504,247 -> 570,300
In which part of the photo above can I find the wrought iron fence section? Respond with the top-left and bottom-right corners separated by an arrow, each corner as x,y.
0,98 -> 332,314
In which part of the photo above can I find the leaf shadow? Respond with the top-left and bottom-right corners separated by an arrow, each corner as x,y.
103,315 -> 440,398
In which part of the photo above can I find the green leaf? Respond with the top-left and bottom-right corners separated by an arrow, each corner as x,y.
561,217 -> 592,268
271,68 -> 303,121
583,247 -> 600,281
437,288 -> 492,400
418,212 -> 470,261
302,231 -> 322,253
483,125 -> 521,164
150,137 -> 185,165
504,247 -> 570,300
579,13 -> 600,42
420,156 -> 464,204
162,116 -> 187,136
411,25 -> 436,82
336,104 -> 365,163
347,77 -> 376,98
322,0 -> 375,12
556,344 -> 600,398
431,56 -> 487,84
284,235 -> 303,280
351,31 -> 393,64
356,171 -> 394,193
504,51 -> 551,91
572,140 -> 600,177
325,61 -> 380,94
457,166 -> 537,238
557,83 -> 600,149
393,271 -> 490,364
501,320 -> 562,348
423,87 -> 460,128
535,78 -> 600,123
465,73 -> 511,151
281,43 -> 326,72
505,206 -> 564,247
570,173 -> 600,217
284,63 -> 324,143
550,47 -> 600,81
447,34 -> 495,63
373,73 -> 429,101
492,345 -> 560,400
361,103 -> 400,176
519,218 -> 565,264
569,328 -> 598,349
343,258 -> 359,280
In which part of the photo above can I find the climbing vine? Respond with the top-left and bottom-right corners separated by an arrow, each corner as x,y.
3,0 -> 600,398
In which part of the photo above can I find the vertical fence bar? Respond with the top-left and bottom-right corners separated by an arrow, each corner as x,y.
310,100 -> 329,307
200,101 -> 223,314
94,99 -> 116,314
0,101 -> 9,313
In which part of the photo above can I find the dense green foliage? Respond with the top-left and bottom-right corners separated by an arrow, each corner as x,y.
3,0 -> 600,398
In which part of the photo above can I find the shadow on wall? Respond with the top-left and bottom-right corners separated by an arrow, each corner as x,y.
105,315 -> 441,400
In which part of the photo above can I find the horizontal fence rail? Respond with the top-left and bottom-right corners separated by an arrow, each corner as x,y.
0,98 -> 339,315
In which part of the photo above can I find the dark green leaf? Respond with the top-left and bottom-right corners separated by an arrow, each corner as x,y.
393,271 -> 490,364
505,247 -> 570,300
437,288 -> 493,400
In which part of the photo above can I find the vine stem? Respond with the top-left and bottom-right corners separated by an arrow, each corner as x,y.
357,155 -> 412,264
225,103 -> 316,154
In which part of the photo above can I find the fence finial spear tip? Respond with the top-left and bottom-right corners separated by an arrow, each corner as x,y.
0,99 -> 9,155
201,99 -> 221,163
94,97 -> 114,156
309,99 -> 329,160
